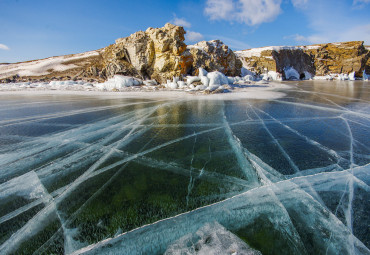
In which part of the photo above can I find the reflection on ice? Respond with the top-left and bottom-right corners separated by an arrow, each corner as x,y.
0,81 -> 369,254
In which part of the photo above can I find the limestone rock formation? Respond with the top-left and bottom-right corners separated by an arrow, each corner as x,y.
0,23 -> 189,84
101,37 -> 242,83
185,40 -> 242,77
236,41 -> 370,79
366,53 -> 370,74
2,24 -> 369,84
0,28 -> 243,84
101,23 -> 187,83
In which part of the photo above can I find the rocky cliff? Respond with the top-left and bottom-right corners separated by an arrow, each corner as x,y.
0,24 -> 241,84
100,23 -> 188,83
1,25 -> 369,83
235,41 -> 370,79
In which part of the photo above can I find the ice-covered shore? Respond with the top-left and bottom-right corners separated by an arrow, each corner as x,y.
0,68 -> 281,94
92,67 -> 369,91
0,67 -> 367,98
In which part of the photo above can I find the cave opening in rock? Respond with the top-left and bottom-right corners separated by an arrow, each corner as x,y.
188,66 -> 195,76
140,69 -> 150,80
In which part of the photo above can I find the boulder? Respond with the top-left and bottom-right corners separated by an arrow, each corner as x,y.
185,40 -> 242,77
207,71 -> 229,86
96,75 -> 143,90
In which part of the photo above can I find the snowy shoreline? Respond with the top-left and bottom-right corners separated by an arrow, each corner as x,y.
1,77 -> 368,101
0,84 -> 289,100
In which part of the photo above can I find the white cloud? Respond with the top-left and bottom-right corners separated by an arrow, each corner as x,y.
298,35 -> 329,44
353,0 -> 370,4
353,0 -> 370,8
205,0 -> 370,45
171,16 -> 191,28
287,27 -> 370,45
0,44 -> 10,50
237,0 -> 282,26
186,31 -> 204,42
287,0 -> 370,45
204,0 -> 235,21
337,24 -> 370,44
204,0 -> 282,26
291,0 -> 308,9
284,34 -> 309,42
294,34 -> 307,41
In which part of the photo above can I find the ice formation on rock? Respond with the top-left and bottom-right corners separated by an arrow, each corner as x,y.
338,73 -> 349,80
284,67 -> 300,80
207,71 -> 229,86
96,75 -> 143,90
349,72 -> 356,81
143,80 -> 158,86
363,70 -> 369,81
198,68 -> 208,77
241,67 -> 255,77
303,71 -> 312,80
186,76 -> 201,85
200,76 -> 210,87
267,71 -> 283,81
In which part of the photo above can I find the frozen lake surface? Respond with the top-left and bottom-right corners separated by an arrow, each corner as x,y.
0,81 -> 369,254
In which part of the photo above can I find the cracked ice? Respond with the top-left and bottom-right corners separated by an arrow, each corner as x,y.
0,81 -> 369,255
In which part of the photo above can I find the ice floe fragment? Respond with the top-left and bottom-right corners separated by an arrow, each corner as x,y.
207,71 -> 228,86
164,222 -> 262,255
349,71 -> 356,81
186,76 -> 201,85
363,70 -> 368,81
96,75 -> 143,90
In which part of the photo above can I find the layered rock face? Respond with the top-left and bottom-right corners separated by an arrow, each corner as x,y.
2,25 -> 369,83
236,41 -> 370,79
0,24 -> 241,84
101,27 -> 242,82
364,46 -> 370,74
185,40 -> 242,77
101,23 -> 187,83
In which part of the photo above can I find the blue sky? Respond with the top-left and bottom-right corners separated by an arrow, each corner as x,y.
1,0 -> 369,63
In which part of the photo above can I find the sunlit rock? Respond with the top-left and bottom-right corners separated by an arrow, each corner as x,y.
185,40 -> 242,77
235,41 -> 370,79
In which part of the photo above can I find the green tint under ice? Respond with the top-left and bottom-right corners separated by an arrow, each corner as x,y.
0,80 -> 369,254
